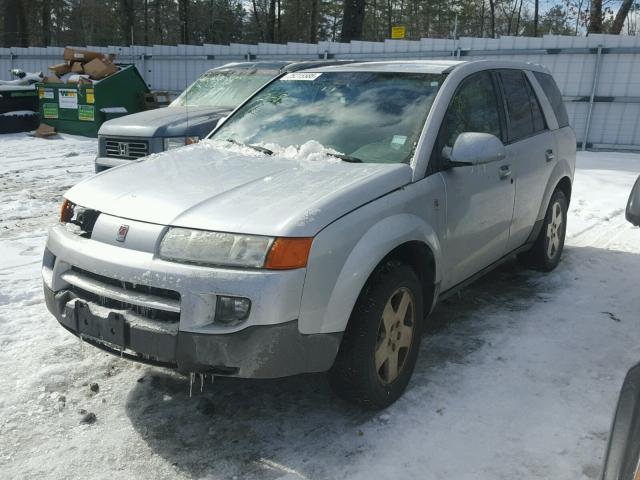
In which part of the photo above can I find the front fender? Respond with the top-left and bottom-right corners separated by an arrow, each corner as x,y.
298,207 -> 442,335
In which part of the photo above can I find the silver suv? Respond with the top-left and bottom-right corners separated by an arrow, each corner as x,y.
43,60 -> 575,408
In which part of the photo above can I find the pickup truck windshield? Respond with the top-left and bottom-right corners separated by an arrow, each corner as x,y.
212,71 -> 445,164
171,69 -> 276,109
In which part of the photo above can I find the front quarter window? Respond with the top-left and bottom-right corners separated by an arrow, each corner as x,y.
211,71 -> 444,164
430,71 -> 502,170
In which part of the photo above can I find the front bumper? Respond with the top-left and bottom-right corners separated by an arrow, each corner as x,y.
44,284 -> 341,378
95,156 -> 132,171
43,224 -> 342,378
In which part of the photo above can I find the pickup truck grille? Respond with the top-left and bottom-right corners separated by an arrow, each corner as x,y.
63,267 -> 180,323
104,138 -> 149,160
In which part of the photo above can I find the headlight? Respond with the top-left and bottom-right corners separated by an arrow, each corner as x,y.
158,228 -> 313,269
163,136 -> 199,150
164,137 -> 186,150
159,228 -> 273,268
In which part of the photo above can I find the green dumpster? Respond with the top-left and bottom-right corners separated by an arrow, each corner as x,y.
36,64 -> 149,137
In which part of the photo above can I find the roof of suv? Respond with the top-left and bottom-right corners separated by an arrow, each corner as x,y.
302,59 -> 549,75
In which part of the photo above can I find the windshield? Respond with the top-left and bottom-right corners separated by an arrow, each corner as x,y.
212,71 -> 444,164
171,69 -> 277,109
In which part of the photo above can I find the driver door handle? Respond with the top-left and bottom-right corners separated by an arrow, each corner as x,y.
499,164 -> 512,179
545,149 -> 555,162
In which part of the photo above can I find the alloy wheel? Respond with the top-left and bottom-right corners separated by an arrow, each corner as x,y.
375,287 -> 415,384
546,201 -> 563,259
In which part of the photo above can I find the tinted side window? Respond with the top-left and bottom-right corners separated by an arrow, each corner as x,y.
499,70 -> 535,142
525,78 -> 546,132
431,71 -> 501,169
533,71 -> 569,128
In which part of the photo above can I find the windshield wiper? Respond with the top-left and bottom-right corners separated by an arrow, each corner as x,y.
327,152 -> 364,163
226,139 -> 273,155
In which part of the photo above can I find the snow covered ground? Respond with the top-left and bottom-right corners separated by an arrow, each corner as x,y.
1,133 -> 639,480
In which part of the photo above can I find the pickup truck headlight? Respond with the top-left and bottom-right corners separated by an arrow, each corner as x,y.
163,136 -> 199,150
158,227 -> 313,269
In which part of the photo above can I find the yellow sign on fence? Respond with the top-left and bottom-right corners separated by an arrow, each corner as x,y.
391,26 -> 406,39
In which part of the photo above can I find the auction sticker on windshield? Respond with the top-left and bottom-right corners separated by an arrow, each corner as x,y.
281,72 -> 322,81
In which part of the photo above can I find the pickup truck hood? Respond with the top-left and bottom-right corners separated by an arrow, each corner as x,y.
98,106 -> 231,138
66,141 -> 412,237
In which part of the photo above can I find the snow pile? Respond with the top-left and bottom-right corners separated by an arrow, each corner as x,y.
204,138 -> 342,166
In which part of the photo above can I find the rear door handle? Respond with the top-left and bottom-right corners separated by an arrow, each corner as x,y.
499,164 -> 512,179
545,149 -> 555,162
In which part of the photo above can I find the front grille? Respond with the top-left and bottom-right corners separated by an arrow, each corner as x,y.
104,138 -> 149,159
68,267 -> 180,322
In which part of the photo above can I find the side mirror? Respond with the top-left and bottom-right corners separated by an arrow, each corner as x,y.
626,175 -> 640,226
442,132 -> 506,168
601,363 -> 640,480
216,116 -> 228,129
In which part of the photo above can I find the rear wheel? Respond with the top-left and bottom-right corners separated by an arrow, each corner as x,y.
518,189 -> 568,271
328,261 -> 423,409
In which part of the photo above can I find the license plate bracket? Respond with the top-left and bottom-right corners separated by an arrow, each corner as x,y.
75,301 -> 126,347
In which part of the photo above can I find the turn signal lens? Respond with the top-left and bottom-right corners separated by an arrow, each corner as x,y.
264,237 -> 313,270
60,199 -> 75,223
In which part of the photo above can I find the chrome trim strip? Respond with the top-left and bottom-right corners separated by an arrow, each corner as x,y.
60,270 -> 181,313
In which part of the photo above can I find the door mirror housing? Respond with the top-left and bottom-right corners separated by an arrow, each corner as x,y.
626,175 -> 640,226
442,132 -> 506,168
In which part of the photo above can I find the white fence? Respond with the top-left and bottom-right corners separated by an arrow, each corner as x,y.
2,33 -> 640,150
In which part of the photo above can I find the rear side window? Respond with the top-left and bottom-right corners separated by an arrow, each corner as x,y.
499,70 -> 546,142
533,71 -> 569,128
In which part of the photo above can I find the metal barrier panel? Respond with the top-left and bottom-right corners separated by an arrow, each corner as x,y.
2,34 -> 640,149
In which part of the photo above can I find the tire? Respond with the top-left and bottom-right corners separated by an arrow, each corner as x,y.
0,111 -> 39,133
328,260 -> 424,409
518,189 -> 568,271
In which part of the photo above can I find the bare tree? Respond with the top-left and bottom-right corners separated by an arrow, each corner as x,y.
533,0 -> 539,35
178,0 -> 190,43
309,0 -> 319,43
3,0 -> 29,47
611,0 -> 634,33
267,0 -> 276,42
342,0 -> 366,41
489,0 -> 496,37
588,0 -> 603,33
119,0 -> 135,44
41,0 -> 51,46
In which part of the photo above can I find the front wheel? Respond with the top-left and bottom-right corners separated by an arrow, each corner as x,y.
518,189 -> 568,271
328,261 -> 423,409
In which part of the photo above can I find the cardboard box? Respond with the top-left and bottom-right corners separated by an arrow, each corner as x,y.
34,123 -> 57,138
63,48 -> 104,63
83,58 -> 118,80
44,75 -> 63,84
70,62 -> 84,74
48,63 -> 71,76
66,74 -> 92,84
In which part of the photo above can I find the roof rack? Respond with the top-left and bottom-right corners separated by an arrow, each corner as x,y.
282,60 -> 358,72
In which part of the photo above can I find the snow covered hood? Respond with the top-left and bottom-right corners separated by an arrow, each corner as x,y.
65,140 -> 412,237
